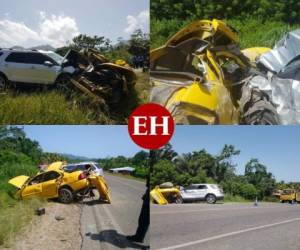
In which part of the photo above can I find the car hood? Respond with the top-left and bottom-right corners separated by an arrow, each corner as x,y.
8,175 -> 29,189
165,19 -> 238,47
46,161 -> 65,171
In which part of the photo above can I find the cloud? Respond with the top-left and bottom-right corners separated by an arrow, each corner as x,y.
124,10 -> 149,34
0,12 -> 80,48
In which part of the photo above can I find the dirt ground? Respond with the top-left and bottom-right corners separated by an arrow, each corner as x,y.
11,202 -> 82,250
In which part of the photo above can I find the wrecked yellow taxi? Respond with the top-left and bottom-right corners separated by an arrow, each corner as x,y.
150,183 -> 182,205
8,161 -> 111,204
150,19 -> 278,124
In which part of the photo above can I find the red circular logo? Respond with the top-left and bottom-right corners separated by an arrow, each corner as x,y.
128,103 -> 174,149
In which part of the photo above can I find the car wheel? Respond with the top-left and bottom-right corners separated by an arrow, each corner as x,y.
59,188 -> 74,204
206,194 -> 216,204
56,74 -> 72,93
0,75 -> 7,91
281,200 -> 285,203
175,195 -> 183,204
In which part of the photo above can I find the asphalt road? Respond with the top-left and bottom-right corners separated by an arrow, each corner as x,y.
80,174 -> 149,250
151,202 -> 300,250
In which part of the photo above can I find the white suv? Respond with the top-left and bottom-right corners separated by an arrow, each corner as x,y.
0,49 -> 75,90
180,184 -> 224,204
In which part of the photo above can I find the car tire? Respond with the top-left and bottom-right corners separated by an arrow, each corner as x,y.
206,194 -> 216,204
56,74 -> 72,93
0,74 -> 7,91
59,188 -> 74,204
281,200 -> 285,203
175,195 -> 183,204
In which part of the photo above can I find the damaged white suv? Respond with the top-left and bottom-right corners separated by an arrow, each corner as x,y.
180,184 -> 224,204
0,49 -> 75,90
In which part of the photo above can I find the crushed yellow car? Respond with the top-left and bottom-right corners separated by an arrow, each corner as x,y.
150,183 -> 182,205
64,48 -> 137,106
8,161 -> 111,204
150,19 -> 278,124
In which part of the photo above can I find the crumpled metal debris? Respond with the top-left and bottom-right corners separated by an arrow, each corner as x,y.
258,29 -> 300,73
64,49 -> 136,106
239,76 -> 279,125
253,29 -> 300,124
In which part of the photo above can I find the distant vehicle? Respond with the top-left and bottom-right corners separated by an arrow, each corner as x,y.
180,184 -> 224,204
62,162 -> 104,176
280,189 -> 300,203
0,48 -> 75,90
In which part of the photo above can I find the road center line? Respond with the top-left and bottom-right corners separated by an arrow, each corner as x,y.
156,217 -> 300,250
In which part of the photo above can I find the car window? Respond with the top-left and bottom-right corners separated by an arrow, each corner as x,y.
5,52 -> 25,63
5,52 -> 49,64
185,185 -> 198,190
0,52 -> 3,57
64,164 -> 86,172
28,174 -> 45,185
26,53 -> 49,64
43,171 -> 60,182
63,164 -> 76,172
44,52 -> 64,65
197,185 -> 207,189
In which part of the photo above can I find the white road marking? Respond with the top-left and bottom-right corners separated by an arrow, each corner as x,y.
156,217 -> 300,250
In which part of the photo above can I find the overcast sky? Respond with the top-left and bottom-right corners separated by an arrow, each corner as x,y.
0,0 -> 149,48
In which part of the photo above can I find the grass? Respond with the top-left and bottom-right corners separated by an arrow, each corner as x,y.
0,198 -> 44,247
0,71 -> 149,125
223,194 -> 250,203
151,17 -> 300,50
0,162 -> 44,247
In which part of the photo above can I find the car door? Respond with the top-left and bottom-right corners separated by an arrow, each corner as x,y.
27,53 -> 59,84
182,185 -> 198,199
195,185 -> 208,200
3,52 -> 37,83
21,173 -> 44,198
40,171 -> 61,198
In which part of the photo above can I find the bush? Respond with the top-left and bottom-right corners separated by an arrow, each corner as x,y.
151,17 -> 300,50
132,166 -> 149,179
222,181 -> 258,200
223,194 -> 248,203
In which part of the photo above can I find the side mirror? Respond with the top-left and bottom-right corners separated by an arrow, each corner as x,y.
44,61 -> 53,67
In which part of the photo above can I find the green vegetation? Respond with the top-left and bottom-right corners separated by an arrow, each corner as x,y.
151,0 -> 300,49
0,127 -> 46,246
0,71 -> 149,124
0,29 -> 150,125
150,143 -> 295,201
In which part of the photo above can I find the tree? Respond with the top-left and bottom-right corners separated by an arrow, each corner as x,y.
214,145 -> 240,183
244,158 -> 276,198
71,34 -> 111,52
151,160 -> 178,187
128,29 -> 150,58
132,150 -> 149,167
